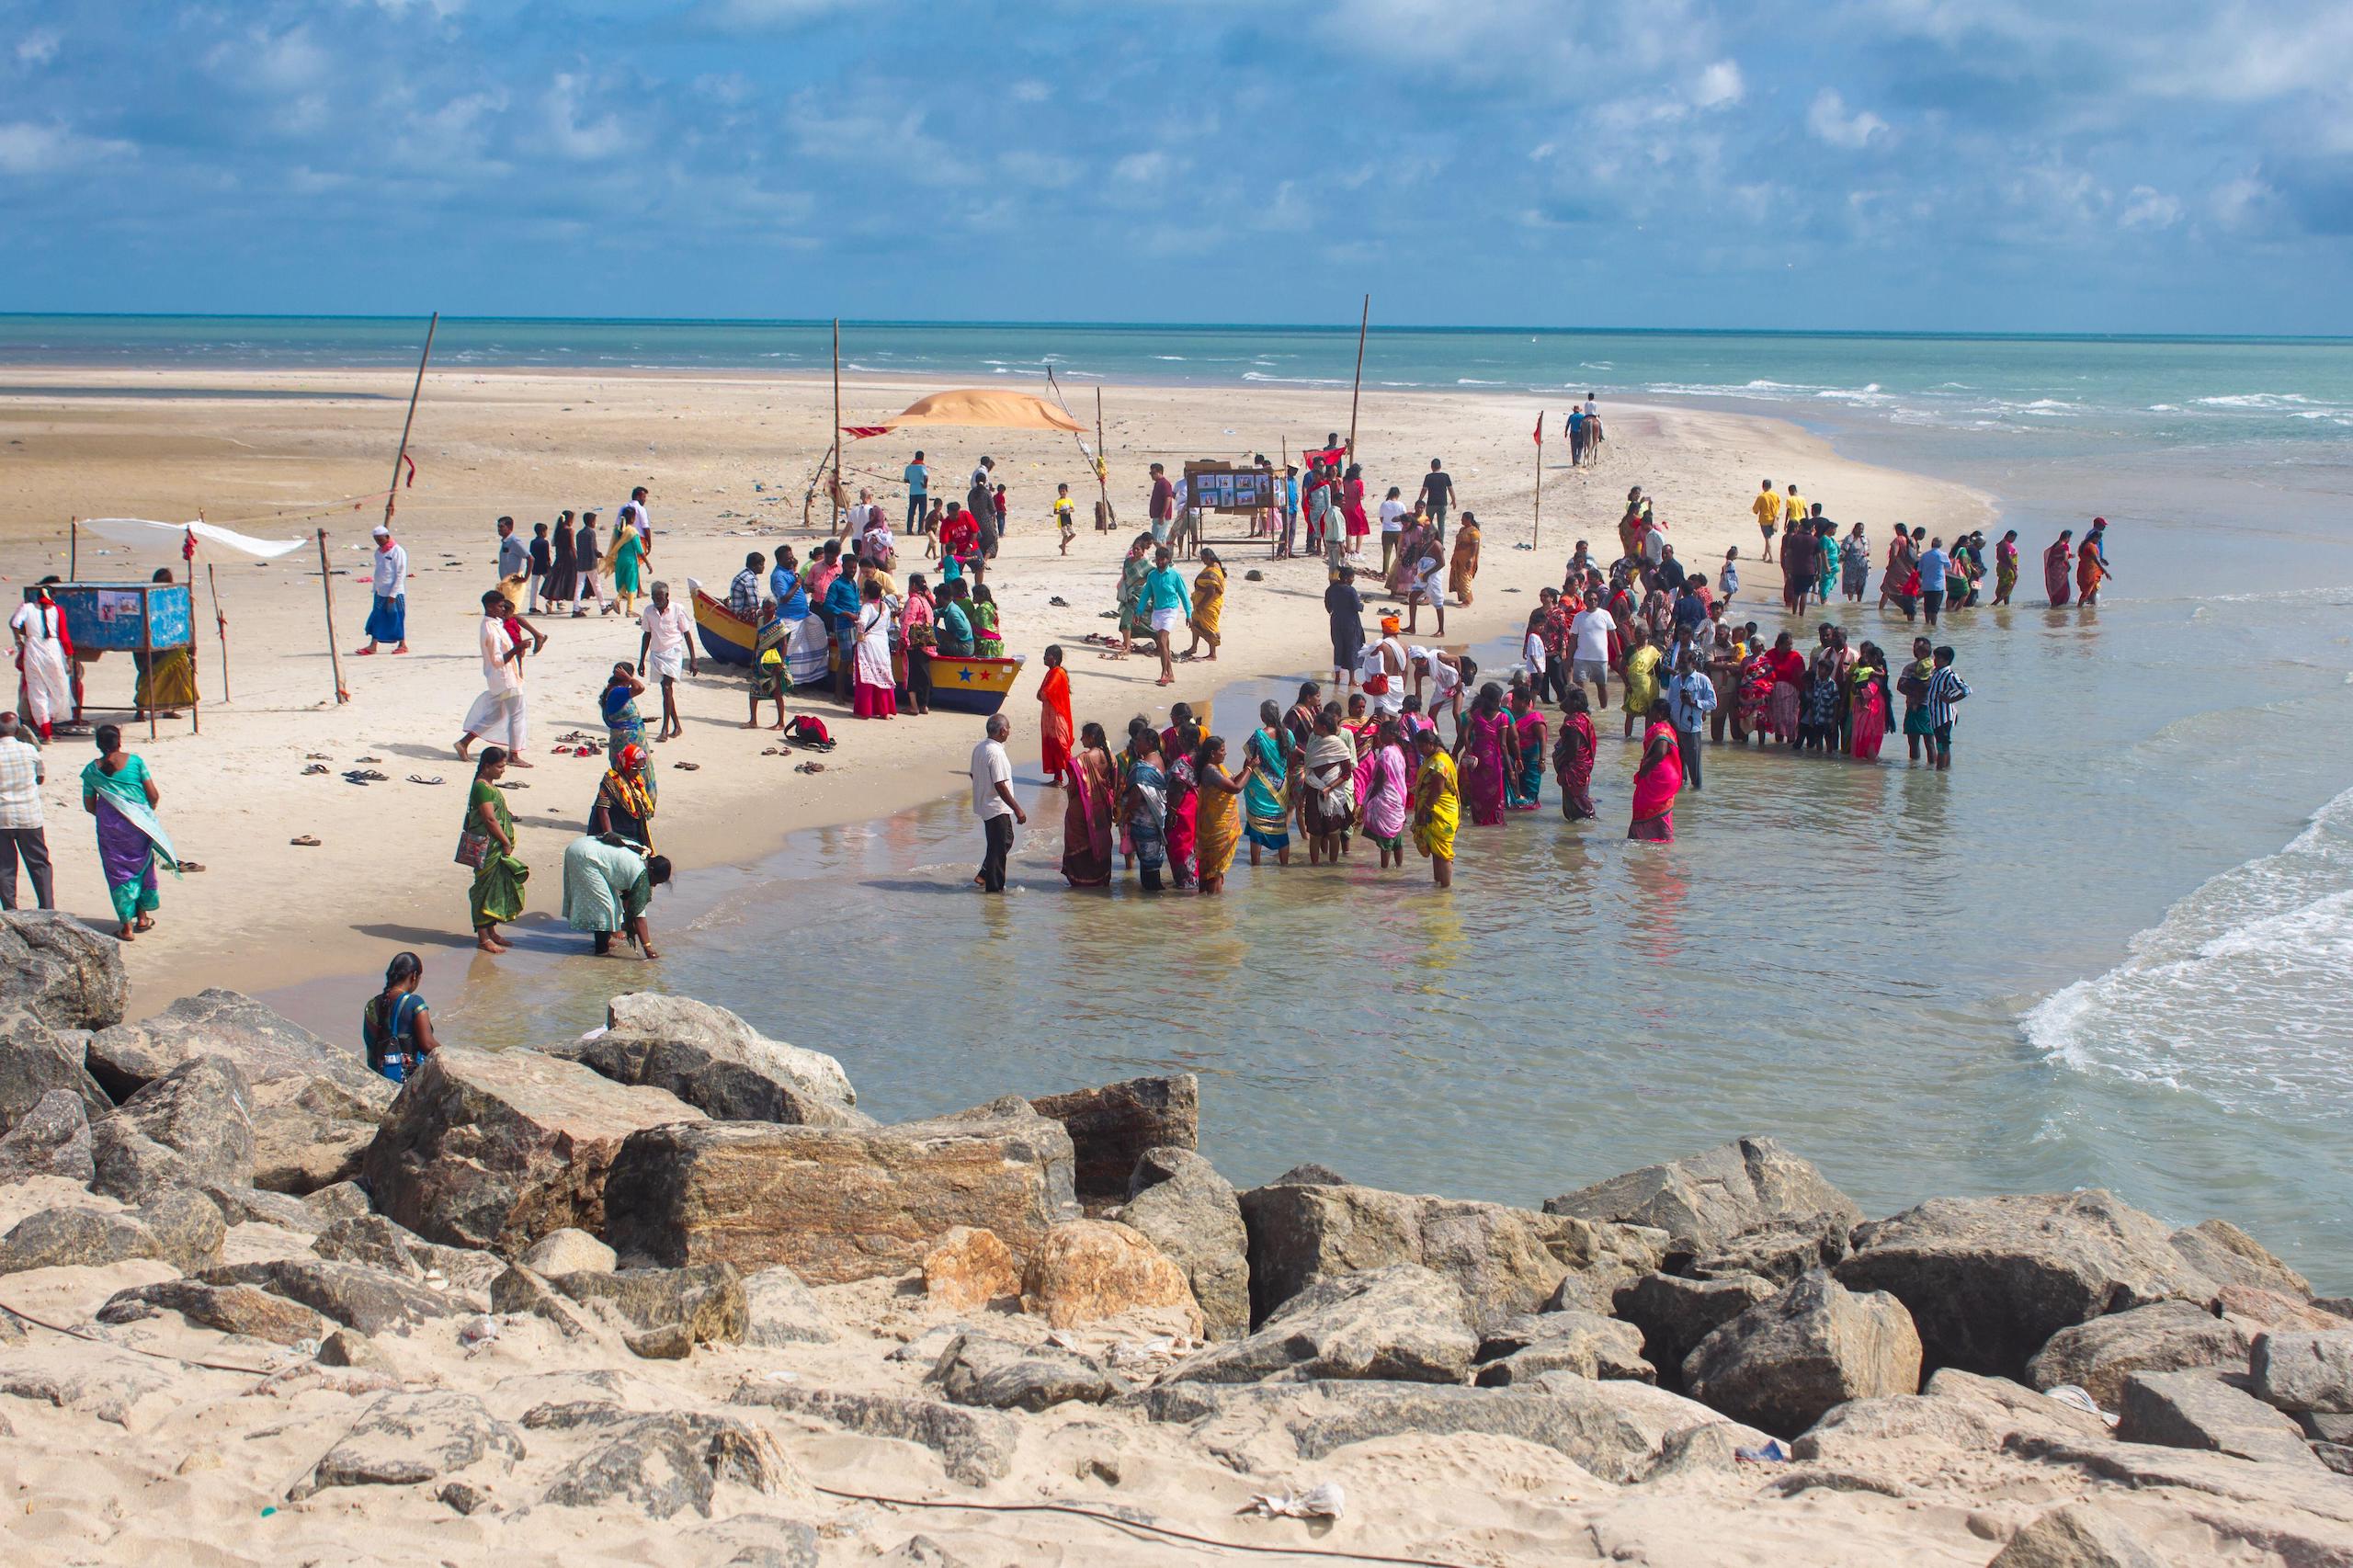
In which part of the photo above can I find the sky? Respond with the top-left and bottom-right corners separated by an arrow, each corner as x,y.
2,0 -> 2349,335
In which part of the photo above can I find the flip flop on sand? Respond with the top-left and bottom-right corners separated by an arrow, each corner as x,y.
673,760 -> 700,771
407,775 -> 444,786
301,764 -> 328,775
794,761 -> 826,774
355,756 -> 383,764
503,781 -> 529,790
289,835 -> 321,847
178,861 -> 206,873
305,752 -> 332,761
343,769 -> 388,783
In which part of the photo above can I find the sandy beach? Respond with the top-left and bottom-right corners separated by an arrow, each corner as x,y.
0,367 -> 1988,1014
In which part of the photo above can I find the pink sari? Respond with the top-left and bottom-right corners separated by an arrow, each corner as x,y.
1165,755 -> 1199,883
1354,743 -> 1410,841
1463,709 -> 1510,826
1061,748 -> 1116,886
1629,720 -> 1683,840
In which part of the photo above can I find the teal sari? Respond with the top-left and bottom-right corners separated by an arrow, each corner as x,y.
1242,728 -> 1290,850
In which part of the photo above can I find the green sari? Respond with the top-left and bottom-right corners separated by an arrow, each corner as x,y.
466,778 -> 528,927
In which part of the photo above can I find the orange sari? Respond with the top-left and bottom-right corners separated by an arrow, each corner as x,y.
1038,665 -> 1074,776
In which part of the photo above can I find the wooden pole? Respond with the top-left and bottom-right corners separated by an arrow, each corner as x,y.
317,529 -> 348,705
68,517 -> 76,579
1532,411 -> 1545,551
1095,385 -> 1113,527
205,561 -> 230,703
383,312 -> 439,533
830,318 -> 843,523
1346,293 -> 1370,458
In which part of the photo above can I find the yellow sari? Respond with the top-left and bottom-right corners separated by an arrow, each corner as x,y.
1196,763 -> 1242,878
1413,750 -> 1460,862
1192,563 -> 1226,638
1622,644 -> 1662,718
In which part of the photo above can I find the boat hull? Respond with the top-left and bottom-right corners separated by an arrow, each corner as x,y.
688,580 -> 1023,716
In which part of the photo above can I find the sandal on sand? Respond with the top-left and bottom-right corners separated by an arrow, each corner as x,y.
355,756 -> 383,764
572,744 -> 596,756
794,761 -> 826,774
343,768 -> 388,783
289,835 -> 321,847
305,752 -> 332,761
177,861 -> 206,873
407,775 -> 445,786
673,760 -> 700,771
503,781 -> 529,790
301,764 -> 328,775
760,746 -> 782,756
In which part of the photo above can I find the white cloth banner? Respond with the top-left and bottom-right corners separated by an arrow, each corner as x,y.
78,517 -> 308,561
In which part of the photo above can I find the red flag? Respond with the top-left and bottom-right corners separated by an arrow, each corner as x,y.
182,527 -> 197,562
1533,411 -> 1544,445
841,426 -> 895,439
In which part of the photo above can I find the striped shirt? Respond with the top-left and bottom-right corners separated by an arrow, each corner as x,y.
0,736 -> 43,829
1926,666 -> 1971,729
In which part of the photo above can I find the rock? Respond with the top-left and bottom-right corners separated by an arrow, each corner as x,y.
2168,1219 -> 2311,1300
114,1056 -> 255,1190
0,1189 -> 222,1276
199,1257 -> 462,1335
1923,1369 -> 2117,1447
2114,1368 -> 2319,1467
1611,1270 -> 1778,1384
0,1010 -> 110,1137
520,1227 -> 617,1276
1690,1228 -> 1842,1289
1790,1392 -> 2005,1464
290,1392 -> 527,1498
98,1280 -> 327,1345
694,1517 -> 825,1568
0,1353 -> 181,1429
1120,1146 -> 1250,1340
1987,1503 -> 2170,1568
1021,1220 -> 1200,1335
877,1538 -> 967,1568
1542,1137 -> 1863,1261
362,1045 -> 702,1255
88,1114 -> 195,1204
541,1410 -> 796,1518
2214,1283 -> 2347,1332
302,1181 -> 372,1225
0,911 -> 129,1030
1683,1270 -> 1923,1437
204,1184 -> 324,1233
1167,1263 -> 1477,1385
314,1214 -> 426,1278
1472,1310 -> 1653,1386
546,1265 -> 747,1346
248,1072 -> 393,1195
0,1089 -> 94,1182
2006,1432 -> 2353,1535
1267,1162 -> 1347,1187
488,1265 -> 597,1339
922,1227 -> 1022,1311
2317,1441 -> 2353,1478
1239,1176 -> 1662,1335
2250,1330 -> 2353,1414
133,1186 -> 230,1271
1028,1074 -> 1198,1200
317,1327 -> 398,1373
2026,1300 -> 2256,1408
1833,1190 -> 2216,1379
934,1331 -> 1127,1412
570,993 -> 865,1129
84,988 -> 374,1101
743,1266 -> 836,1346
730,1382 -> 1018,1487
2298,1411 -> 2353,1443
602,1100 -> 1076,1283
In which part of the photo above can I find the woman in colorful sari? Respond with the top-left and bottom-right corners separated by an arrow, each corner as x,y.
970,584 -> 1005,657
1410,727 -> 1459,888
1620,625 -> 1662,740
1354,718 -> 1412,869
2076,530 -> 2108,606
1552,688 -> 1597,821
851,579 -> 898,719
609,517 -> 646,619
1241,699 -> 1291,868
80,724 -> 175,939
1447,512 -> 1482,605
1994,529 -> 2020,605
1164,720 -> 1201,890
361,950 -> 442,1085
1299,706 -> 1358,866
463,745 -> 526,951
10,580 -> 75,741
1764,631 -> 1805,744
1815,527 -> 1840,607
1842,523 -> 1870,602
1116,534 -> 1153,653
2043,530 -> 2075,607
1061,722 -> 1117,887
587,744 -> 657,849
1455,682 -> 1511,828
1508,686 -> 1547,810
1848,642 -> 1892,761
1193,734 -> 1247,894
1342,463 -> 1370,556
1731,641 -> 1773,744
601,663 -> 649,764
1037,645 -> 1074,787
1628,699 -> 1683,842
1186,549 -> 1226,661
1123,731 -> 1170,892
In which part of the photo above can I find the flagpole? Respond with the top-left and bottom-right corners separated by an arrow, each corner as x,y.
1532,410 -> 1545,551
383,312 -> 438,534
317,528 -> 348,705
1347,293 -> 1370,459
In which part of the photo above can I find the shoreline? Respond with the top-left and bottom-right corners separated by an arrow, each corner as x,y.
0,364 -> 1992,1016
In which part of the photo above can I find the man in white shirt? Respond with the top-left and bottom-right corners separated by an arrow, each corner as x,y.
455,588 -> 533,762
636,580 -> 697,743
357,524 -> 410,655
617,485 -> 652,547
1569,593 -> 1616,710
970,713 -> 1024,893
0,710 -> 51,910
1377,486 -> 1407,576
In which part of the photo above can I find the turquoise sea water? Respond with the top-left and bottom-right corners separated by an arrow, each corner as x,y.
76,314 -> 2344,1287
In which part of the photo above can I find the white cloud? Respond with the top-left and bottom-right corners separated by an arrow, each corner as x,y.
2207,173 -> 2282,233
1808,88 -> 1890,149
541,74 -> 631,161
0,120 -> 133,176
2118,185 -> 2182,228
1010,79 -> 1050,104
1693,59 -> 1743,108
1113,151 -> 1173,183
16,29 -> 60,67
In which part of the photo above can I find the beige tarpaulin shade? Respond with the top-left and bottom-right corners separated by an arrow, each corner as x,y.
844,389 -> 1085,436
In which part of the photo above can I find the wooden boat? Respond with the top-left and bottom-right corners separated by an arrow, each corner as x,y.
687,577 -> 1025,717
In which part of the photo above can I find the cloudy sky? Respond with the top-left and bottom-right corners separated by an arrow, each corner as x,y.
3,0 -> 2348,333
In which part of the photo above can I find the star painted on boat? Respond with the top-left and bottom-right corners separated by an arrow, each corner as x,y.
958,668 -> 974,681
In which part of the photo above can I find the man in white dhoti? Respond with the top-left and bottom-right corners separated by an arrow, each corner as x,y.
455,590 -> 532,764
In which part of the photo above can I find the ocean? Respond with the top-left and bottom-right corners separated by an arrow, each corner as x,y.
31,315 -> 2347,1287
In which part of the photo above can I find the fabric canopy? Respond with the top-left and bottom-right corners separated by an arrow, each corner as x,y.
845,389 -> 1085,437
79,517 -> 308,561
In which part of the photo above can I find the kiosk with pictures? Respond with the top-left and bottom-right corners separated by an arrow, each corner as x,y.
1177,459 -> 1283,560
28,579 -> 199,739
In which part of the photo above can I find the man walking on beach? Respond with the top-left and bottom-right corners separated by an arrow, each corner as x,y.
1753,479 -> 1780,562
1418,459 -> 1453,540
356,524 -> 409,655
904,451 -> 928,534
618,485 -> 653,549
972,714 -> 1023,893
1147,462 -> 1175,547
1567,406 -> 1587,467
0,711 -> 52,911
1569,590 -> 1614,711
968,457 -> 997,557
637,581 -> 696,742
495,516 -> 529,609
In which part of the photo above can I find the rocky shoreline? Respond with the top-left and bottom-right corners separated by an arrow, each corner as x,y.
3,910 -> 2350,1567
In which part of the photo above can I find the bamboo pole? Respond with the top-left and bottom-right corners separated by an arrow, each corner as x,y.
383,312 -> 439,533
1532,411 -> 1545,551
1346,293 -> 1370,458
68,517 -> 76,579
1095,385 -> 1113,528
831,318 -> 843,522
205,561 -> 230,702
317,529 -> 348,705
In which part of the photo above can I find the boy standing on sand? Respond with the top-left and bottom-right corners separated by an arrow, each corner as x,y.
1753,479 -> 1780,562
1052,483 -> 1076,554
904,450 -> 928,533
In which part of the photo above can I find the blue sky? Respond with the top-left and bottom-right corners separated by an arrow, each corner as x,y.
3,0 -> 2348,334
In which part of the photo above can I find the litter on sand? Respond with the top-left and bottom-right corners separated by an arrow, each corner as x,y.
1734,1440 -> 1790,1463
2044,1384 -> 2118,1426
1240,1483 -> 1344,1520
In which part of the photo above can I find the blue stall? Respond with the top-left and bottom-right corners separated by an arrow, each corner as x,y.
28,581 -> 200,737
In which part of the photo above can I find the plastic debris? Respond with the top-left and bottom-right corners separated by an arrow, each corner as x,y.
1108,1335 -> 1178,1369
2044,1384 -> 2118,1426
458,1314 -> 500,1351
1241,1483 -> 1344,1520
1734,1439 -> 1790,1463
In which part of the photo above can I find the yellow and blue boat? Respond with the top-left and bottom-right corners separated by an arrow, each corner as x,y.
688,578 -> 1025,717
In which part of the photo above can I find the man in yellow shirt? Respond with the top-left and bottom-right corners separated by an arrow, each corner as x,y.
1752,479 -> 1782,562
1782,483 -> 1806,562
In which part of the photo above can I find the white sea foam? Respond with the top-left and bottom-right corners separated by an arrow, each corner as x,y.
2024,785 -> 2353,1117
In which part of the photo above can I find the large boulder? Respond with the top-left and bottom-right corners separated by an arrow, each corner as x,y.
933,1332 -> 1128,1413
1542,1137 -> 1862,1263
1239,1176 -> 1662,1335
2168,1220 -> 2311,1300
729,1382 -> 1017,1488
1832,1190 -> 2216,1379
97,1279 -> 328,1345
1020,1219 -> 1200,1335
602,1097 -> 1077,1283
1,1190 -> 223,1275
0,1089 -> 95,1183
248,1072 -> 394,1196
920,1227 -> 1021,1310
0,911 -> 129,1031
1116,1147 -> 1250,1339
1472,1310 -> 1654,1387
0,1009 -> 111,1136
2027,1300 -> 2256,1408
540,1410 -> 796,1518
85,988 -> 373,1101
1681,1270 -> 1923,1437
290,1392 -> 527,1499
1028,1074 -> 1197,1201
362,1045 -> 702,1255
565,993 -> 863,1129
1612,1270 -> 1779,1387
1165,1262 -> 1478,1385
113,1056 -> 254,1191
2115,1368 -> 2320,1468
743,1266 -> 836,1346
542,1264 -> 748,1351
199,1257 -> 463,1335
2251,1330 -> 2353,1415
1987,1504 -> 2172,1568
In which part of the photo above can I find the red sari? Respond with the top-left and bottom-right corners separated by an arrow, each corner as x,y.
1554,710 -> 1597,819
1165,753 -> 1199,882
1764,648 -> 1806,741
1629,719 -> 1683,840
1038,665 -> 1074,778
2044,540 -> 2074,606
